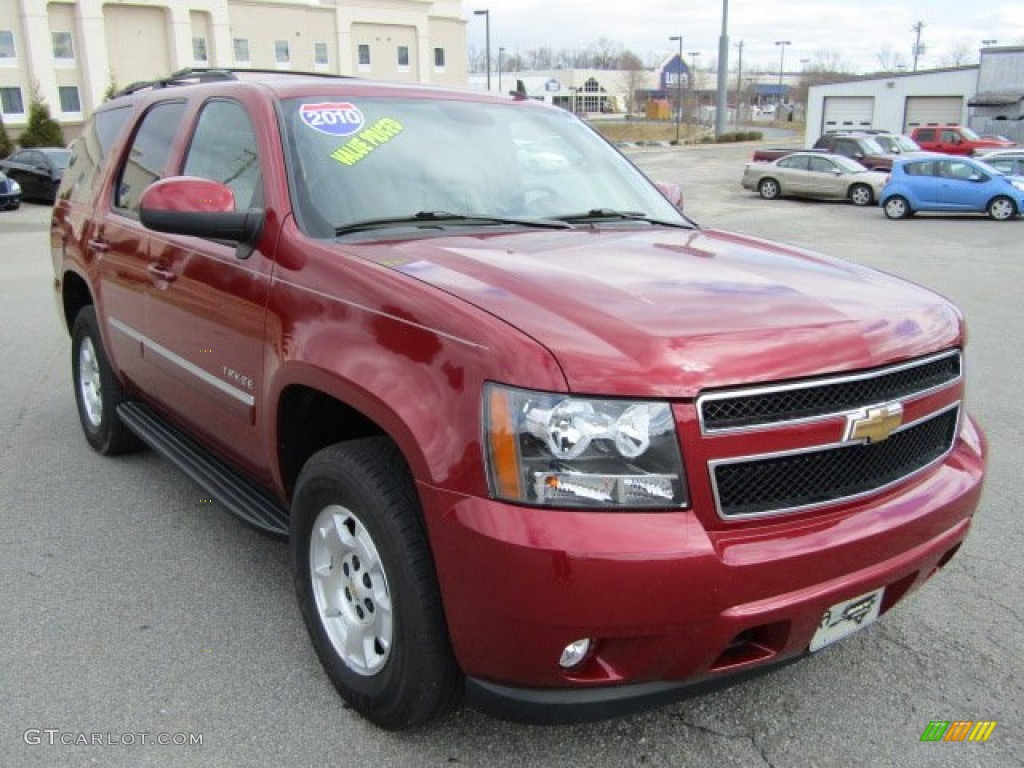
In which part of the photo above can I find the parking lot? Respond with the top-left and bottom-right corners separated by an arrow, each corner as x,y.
1,143 -> 1021,767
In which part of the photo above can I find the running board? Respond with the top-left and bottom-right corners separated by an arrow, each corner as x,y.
117,401 -> 289,537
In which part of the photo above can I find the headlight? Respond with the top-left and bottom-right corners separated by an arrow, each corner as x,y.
9,180 -> 20,193
483,383 -> 688,509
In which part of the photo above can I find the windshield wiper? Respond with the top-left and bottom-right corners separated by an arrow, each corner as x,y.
334,210 -> 572,236
553,209 -> 694,229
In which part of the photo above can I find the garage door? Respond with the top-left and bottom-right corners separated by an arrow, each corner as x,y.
822,97 -> 874,133
904,97 -> 964,132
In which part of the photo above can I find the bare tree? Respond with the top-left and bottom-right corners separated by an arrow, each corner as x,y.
618,50 -> 646,115
874,45 -> 908,73
939,40 -> 974,67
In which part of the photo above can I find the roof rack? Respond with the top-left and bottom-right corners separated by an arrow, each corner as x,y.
111,67 -> 352,99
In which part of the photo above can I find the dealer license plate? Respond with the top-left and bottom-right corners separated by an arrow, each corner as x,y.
809,587 -> 884,652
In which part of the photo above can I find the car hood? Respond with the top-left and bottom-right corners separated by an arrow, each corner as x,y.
347,227 -> 962,397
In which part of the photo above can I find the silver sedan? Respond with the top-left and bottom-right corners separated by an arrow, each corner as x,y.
742,152 -> 889,206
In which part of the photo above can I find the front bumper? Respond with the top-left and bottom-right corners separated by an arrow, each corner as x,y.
420,416 -> 985,722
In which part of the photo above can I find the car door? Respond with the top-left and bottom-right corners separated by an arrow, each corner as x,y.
932,159 -> 987,210
776,155 -> 812,195
94,100 -> 190,388
806,156 -> 841,198
139,97 -> 272,474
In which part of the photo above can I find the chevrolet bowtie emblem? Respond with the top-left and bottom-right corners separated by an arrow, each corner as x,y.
846,403 -> 904,444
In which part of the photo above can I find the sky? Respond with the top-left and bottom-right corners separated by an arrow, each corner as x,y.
465,1 -> 1024,74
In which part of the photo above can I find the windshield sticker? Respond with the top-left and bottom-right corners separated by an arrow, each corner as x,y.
330,118 -> 405,167
300,102 -> 365,137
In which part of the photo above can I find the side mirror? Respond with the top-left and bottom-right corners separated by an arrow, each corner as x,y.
654,181 -> 684,209
139,177 -> 264,257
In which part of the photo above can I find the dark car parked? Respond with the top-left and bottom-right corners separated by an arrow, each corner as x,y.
0,170 -> 21,210
0,147 -> 71,203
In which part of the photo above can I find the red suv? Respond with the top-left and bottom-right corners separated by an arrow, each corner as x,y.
51,69 -> 986,729
910,125 -> 1016,156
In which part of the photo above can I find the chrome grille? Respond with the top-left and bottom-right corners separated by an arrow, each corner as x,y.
712,405 -> 959,519
699,350 -> 961,433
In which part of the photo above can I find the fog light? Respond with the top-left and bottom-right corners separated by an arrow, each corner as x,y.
558,638 -> 592,669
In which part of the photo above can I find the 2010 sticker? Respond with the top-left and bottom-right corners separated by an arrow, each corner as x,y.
300,102 -> 364,137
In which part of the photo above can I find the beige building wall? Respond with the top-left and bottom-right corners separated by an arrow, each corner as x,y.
0,0 -> 467,140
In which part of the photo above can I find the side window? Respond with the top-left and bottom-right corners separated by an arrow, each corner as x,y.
916,129 -> 934,142
808,157 -> 834,173
64,106 -> 133,204
182,100 -> 262,210
115,101 -> 187,213
834,140 -> 855,157
940,130 -> 960,143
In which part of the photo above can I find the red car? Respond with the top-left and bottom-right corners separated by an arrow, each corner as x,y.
910,125 -> 1016,156
51,70 -> 986,729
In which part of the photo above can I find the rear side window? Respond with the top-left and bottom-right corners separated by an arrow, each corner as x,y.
915,128 -> 935,142
182,99 -> 262,209
63,106 -> 132,204
115,100 -> 187,214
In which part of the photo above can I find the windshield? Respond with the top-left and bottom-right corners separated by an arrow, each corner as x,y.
281,96 -> 687,237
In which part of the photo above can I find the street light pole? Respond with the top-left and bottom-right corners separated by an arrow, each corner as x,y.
714,0 -> 729,138
498,46 -> 504,93
774,40 -> 790,113
733,40 -> 743,132
474,9 -> 491,91
689,52 -> 700,124
669,35 -> 683,144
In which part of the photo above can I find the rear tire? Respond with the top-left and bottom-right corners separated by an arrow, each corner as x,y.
987,195 -> 1017,221
849,184 -> 874,207
758,178 -> 781,200
883,195 -> 911,219
71,306 -> 143,455
291,438 -> 461,729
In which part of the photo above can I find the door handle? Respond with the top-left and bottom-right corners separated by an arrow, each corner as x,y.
87,238 -> 110,253
147,264 -> 178,283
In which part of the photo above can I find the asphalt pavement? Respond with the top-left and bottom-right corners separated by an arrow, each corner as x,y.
1,145 -> 1021,767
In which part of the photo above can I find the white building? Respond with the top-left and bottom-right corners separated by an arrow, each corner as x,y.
0,0 -> 468,138
804,47 -> 1024,144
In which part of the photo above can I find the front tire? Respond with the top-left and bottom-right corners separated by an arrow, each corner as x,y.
71,306 -> 142,455
291,439 -> 461,729
883,195 -> 911,219
758,178 -> 781,200
987,195 -> 1017,221
849,183 -> 874,207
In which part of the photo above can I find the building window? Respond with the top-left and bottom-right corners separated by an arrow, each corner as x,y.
434,47 -> 445,69
52,31 -> 74,61
275,39 -> 290,65
192,36 -> 208,63
314,42 -> 328,69
0,30 -> 15,62
233,38 -> 250,65
59,86 -> 81,113
357,43 -> 370,72
0,86 -> 25,115
397,45 -> 409,71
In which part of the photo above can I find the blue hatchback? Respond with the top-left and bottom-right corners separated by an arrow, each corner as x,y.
880,155 -> 1024,220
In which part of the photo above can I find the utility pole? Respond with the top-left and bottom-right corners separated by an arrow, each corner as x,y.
733,40 -> 743,132
911,21 -> 925,72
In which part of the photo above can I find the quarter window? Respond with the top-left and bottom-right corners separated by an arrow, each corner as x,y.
115,101 -> 188,213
